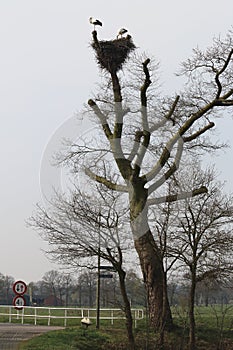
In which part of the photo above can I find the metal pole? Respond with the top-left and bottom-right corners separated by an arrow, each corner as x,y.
96,213 -> 101,329
96,249 -> 100,328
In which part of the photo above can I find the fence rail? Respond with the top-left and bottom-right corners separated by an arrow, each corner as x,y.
0,305 -> 144,328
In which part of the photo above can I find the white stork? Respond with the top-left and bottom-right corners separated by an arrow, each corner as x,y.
81,317 -> 92,328
89,17 -> 102,30
117,28 -> 128,39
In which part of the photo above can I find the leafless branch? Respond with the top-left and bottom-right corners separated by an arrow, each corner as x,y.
148,186 -> 208,206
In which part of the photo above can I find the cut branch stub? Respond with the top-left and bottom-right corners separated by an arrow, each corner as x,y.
91,31 -> 136,74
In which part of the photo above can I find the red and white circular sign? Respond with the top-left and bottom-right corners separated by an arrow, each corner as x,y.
13,280 -> 27,295
13,295 -> 26,310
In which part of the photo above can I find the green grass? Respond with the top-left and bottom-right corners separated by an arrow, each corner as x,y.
172,304 -> 233,329
18,323 -> 233,350
19,327 -> 109,350
0,306 -> 132,327
7,305 -> 233,349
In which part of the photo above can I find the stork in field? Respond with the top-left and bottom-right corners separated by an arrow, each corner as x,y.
89,17 -> 102,30
117,28 -> 128,39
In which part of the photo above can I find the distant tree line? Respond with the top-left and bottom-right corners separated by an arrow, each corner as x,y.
1,269 -> 233,308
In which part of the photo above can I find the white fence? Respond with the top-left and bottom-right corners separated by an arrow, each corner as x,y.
0,305 -> 144,328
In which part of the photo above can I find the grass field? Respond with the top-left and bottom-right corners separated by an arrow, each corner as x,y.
17,305 -> 233,349
19,327 -> 109,350
0,306 -> 138,327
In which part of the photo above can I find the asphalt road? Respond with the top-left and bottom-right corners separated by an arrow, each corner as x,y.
0,323 -> 64,350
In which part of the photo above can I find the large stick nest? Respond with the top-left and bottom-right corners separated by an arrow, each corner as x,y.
91,31 -> 136,73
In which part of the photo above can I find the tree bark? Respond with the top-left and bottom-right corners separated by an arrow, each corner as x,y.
162,270 -> 174,331
130,182 -> 173,331
134,230 -> 173,331
188,267 -> 197,350
118,269 -> 136,350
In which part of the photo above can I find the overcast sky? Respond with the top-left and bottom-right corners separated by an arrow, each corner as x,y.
0,0 -> 232,284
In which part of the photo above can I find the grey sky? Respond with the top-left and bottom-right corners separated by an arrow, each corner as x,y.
0,0 -> 232,283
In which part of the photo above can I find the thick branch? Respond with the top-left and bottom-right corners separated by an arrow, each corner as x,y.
148,139 -> 184,195
165,95 -> 180,122
144,101 -> 215,183
88,98 -> 129,176
215,48 -> 233,99
85,168 -> 128,192
132,130 -> 151,177
88,99 -> 113,139
215,99 -> 233,106
111,71 -> 122,103
110,72 -> 126,168
132,59 -> 152,176
127,130 -> 143,162
140,58 -> 151,108
148,186 -> 208,206
219,88 -> 233,101
183,122 -> 215,142
214,87 -> 233,106
150,96 -> 180,133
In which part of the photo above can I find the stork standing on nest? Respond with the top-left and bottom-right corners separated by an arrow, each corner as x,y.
89,17 -> 102,30
117,28 -> 128,39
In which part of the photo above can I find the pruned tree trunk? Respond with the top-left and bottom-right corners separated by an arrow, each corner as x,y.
130,183 -> 173,331
134,230 -> 173,331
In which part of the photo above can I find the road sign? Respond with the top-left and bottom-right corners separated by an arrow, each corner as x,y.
100,274 -> 113,278
13,280 -> 27,295
100,266 -> 116,272
13,295 -> 26,310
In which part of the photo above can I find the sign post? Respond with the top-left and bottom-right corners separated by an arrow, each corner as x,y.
13,281 -> 27,295
13,295 -> 26,310
12,280 -> 27,310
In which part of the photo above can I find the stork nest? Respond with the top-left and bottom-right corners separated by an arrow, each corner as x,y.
91,31 -> 136,73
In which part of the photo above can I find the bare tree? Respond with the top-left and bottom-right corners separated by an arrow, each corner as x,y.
0,274 -> 15,305
42,270 -> 62,305
77,270 -> 96,307
29,187 -> 136,349
62,273 -> 74,307
163,167 -> 233,350
59,28 -> 233,331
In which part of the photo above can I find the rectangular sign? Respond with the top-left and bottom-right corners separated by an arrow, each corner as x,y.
100,266 -> 116,272
100,274 -> 113,278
